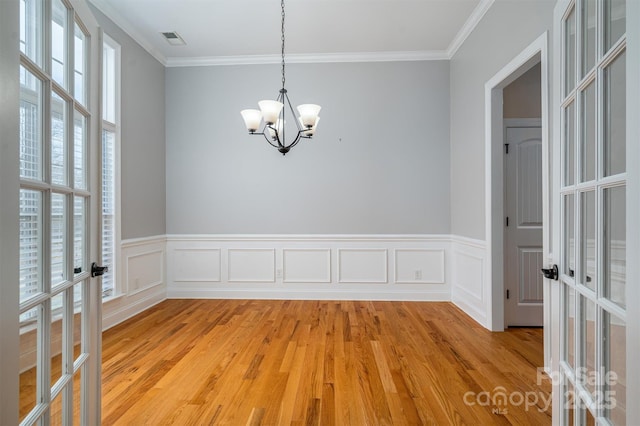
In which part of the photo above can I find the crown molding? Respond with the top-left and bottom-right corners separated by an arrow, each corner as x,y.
88,0 -> 168,66
165,50 -> 449,67
446,0 -> 495,58
89,0 -> 494,68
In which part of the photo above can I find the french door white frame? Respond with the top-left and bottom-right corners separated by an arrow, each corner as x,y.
551,0 -> 639,424
0,0 -> 102,423
626,1 -> 640,422
0,1 -> 23,424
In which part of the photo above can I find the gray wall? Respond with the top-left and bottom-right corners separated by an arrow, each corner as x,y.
503,62 -> 541,119
449,0 -> 555,240
89,5 -> 166,240
166,61 -> 450,234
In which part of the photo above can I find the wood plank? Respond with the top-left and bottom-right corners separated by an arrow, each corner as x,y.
19,300 -> 551,425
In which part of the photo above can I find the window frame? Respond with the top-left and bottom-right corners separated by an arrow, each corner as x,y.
100,32 -> 121,301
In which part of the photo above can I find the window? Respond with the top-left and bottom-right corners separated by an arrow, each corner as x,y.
101,34 -> 120,299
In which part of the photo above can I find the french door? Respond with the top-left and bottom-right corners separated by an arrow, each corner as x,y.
15,0 -> 102,424
553,0 -> 637,424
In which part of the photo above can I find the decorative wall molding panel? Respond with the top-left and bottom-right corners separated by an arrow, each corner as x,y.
450,235 -> 488,328
102,236 -> 167,330
98,234 -> 493,330
166,235 -> 451,301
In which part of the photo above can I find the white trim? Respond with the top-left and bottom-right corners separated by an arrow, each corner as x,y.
121,234 -> 167,248
446,0 -> 495,58
102,33 -> 122,301
484,32 -> 550,334
102,288 -> 165,330
165,50 -> 449,68
164,234 -> 451,243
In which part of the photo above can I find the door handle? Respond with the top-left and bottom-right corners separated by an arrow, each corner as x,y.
541,264 -> 558,281
91,262 -> 109,277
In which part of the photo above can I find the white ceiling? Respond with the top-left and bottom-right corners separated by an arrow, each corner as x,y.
88,0 -> 493,66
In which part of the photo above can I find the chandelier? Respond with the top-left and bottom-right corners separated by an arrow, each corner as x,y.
240,0 -> 321,156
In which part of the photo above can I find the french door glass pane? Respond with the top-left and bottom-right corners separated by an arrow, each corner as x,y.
102,130 -> 116,298
604,0 -> 626,51
74,23 -> 86,105
74,196 -> 86,277
564,194 -> 576,278
51,91 -> 67,186
73,369 -> 82,423
564,285 -> 576,368
74,110 -> 87,189
603,50 -> 626,177
19,305 -> 39,422
50,393 -> 63,424
51,292 -> 64,387
564,101 -> 576,186
581,0 -> 597,78
581,190 -> 596,291
20,189 -> 42,303
603,185 -> 625,308
604,310 -> 626,424
20,66 -> 42,181
51,0 -> 67,88
51,193 -> 67,287
584,406 -> 596,425
580,295 -> 596,396
564,6 -> 576,97
564,379 -> 576,424
580,82 -> 596,182
73,282 -> 83,355
20,0 -> 42,65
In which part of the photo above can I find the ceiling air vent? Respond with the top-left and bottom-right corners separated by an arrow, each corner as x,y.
161,31 -> 186,46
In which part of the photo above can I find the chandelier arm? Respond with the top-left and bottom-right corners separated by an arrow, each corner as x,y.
261,126 -> 282,149
285,131 -> 305,150
283,91 -> 303,133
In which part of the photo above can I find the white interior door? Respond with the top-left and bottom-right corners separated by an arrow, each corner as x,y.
504,123 -> 544,326
15,0 -> 102,424
552,0 -> 631,423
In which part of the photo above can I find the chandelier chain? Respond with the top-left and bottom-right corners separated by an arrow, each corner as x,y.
281,0 -> 286,89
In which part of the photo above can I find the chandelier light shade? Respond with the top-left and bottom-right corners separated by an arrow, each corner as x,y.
240,0 -> 321,155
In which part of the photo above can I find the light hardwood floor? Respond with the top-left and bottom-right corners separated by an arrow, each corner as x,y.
23,299 -> 552,425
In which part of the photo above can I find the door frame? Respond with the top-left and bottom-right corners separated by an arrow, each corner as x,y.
484,32 -> 551,368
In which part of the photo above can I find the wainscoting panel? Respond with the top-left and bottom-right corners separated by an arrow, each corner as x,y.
395,249 -> 445,283
337,249 -> 388,283
283,249 -> 331,283
126,249 -> 164,295
166,235 -> 452,301
228,249 -> 276,283
173,248 -> 221,282
102,236 -> 167,330
451,236 -> 488,328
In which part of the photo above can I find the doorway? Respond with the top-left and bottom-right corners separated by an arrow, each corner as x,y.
502,63 -> 544,327
484,32 -> 551,367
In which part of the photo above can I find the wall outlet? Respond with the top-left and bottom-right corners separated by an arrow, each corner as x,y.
414,270 -> 422,281
276,269 -> 283,279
